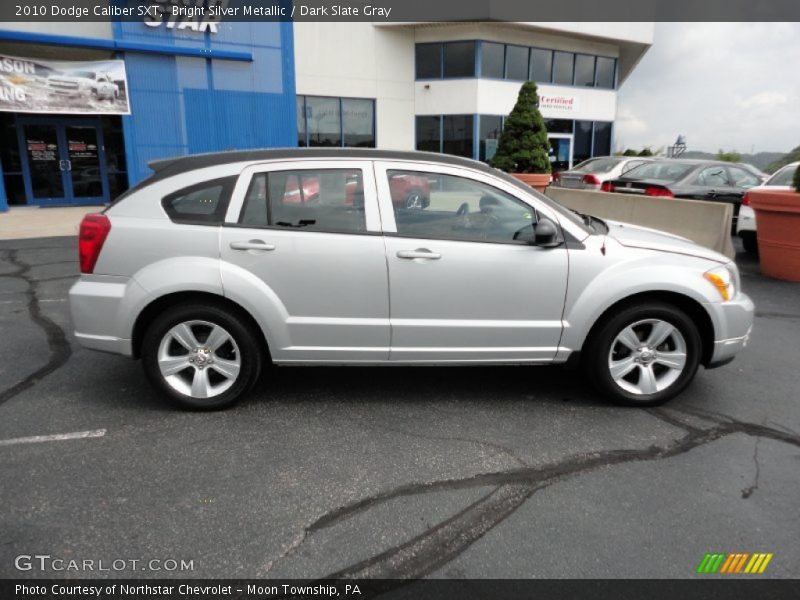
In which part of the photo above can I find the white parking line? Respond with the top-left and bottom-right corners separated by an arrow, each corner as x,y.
0,428 -> 106,447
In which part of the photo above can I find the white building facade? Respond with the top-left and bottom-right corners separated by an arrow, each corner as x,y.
294,22 -> 654,170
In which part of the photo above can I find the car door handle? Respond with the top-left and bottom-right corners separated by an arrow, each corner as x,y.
396,249 -> 441,260
230,240 -> 276,251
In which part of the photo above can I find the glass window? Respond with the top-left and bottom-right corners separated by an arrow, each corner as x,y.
574,54 -> 595,87
544,119 -> 574,134
573,121 -> 593,165
694,167 -> 730,187
624,162 -> 694,182
727,166 -> 760,189
766,164 -> 798,186
552,51 -> 574,85
592,122 -> 612,157
306,96 -> 341,147
479,115 -> 503,162
240,169 -> 366,234
387,170 -> 538,244
416,116 -> 441,152
162,177 -> 236,225
443,41 -> 476,78
296,96 -> 307,147
442,115 -> 474,158
416,43 -> 442,79
481,42 -> 504,79
595,57 -> 616,89
530,48 -> 553,83
342,98 -> 375,147
505,45 -> 529,80
621,159 -> 647,174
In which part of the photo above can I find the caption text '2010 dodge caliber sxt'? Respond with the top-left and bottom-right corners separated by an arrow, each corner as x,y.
69,149 -> 754,410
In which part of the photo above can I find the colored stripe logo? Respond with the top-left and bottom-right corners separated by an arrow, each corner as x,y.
697,552 -> 773,574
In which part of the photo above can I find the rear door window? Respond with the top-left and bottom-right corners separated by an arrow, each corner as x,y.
239,169 -> 367,234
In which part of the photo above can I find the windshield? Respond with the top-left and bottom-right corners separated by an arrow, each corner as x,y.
766,164 -> 798,187
572,157 -> 621,173
71,71 -> 96,79
621,161 -> 695,182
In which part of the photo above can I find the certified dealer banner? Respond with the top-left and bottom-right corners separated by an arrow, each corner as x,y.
0,53 -> 130,115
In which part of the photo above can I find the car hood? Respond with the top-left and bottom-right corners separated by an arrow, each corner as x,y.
604,219 -> 728,264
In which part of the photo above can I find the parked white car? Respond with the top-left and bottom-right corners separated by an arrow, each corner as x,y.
550,156 -> 654,191
737,161 -> 799,253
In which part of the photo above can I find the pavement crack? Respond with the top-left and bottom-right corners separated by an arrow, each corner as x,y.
0,249 -> 73,407
302,419 -> 800,587
741,437 -> 761,499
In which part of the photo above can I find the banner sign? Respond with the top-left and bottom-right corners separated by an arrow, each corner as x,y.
0,54 -> 130,115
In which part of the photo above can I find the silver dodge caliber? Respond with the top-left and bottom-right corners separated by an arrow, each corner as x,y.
69,149 -> 754,410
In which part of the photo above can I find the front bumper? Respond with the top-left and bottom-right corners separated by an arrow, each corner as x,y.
706,292 -> 754,367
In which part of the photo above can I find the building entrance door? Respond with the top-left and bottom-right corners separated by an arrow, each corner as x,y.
17,117 -> 109,206
548,134 -> 574,172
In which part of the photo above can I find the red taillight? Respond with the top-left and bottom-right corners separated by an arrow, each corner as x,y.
742,192 -> 750,206
78,214 -> 111,274
552,172 -> 561,182
600,181 -> 614,192
582,174 -> 601,185
645,186 -> 674,198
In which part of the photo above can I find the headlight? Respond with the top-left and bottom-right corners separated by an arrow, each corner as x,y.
703,263 -> 738,301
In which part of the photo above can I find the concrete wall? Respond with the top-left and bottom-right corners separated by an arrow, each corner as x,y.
546,187 -> 735,258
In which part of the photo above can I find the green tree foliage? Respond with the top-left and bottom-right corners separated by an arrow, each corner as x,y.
490,81 -> 551,174
766,145 -> 800,174
638,148 -> 654,157
622,149 -> 638,156
793,164 -> 800,193
717,149 -> 742,163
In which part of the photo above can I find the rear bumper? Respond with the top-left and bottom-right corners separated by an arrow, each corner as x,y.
69,275 -> 148,358
706,292 -> 754,367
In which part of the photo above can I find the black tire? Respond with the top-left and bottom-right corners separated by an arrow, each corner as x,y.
405,188 -> 429,209
741,232 -> 758,255
583,302 -> 702,407
141,303 -> 262,410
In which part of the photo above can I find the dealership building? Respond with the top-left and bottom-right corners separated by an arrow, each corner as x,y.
0,18 -> 652,211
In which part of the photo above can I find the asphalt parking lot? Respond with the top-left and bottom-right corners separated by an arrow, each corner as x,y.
0,235 -> 798,580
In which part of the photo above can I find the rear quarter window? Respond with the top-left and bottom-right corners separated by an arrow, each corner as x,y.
162,176 -> 236,225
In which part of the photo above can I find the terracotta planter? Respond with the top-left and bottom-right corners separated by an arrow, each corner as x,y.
511,172 -> 552,193
748,189 -> 800,282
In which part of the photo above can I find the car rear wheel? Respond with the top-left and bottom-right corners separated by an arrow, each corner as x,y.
142,304 -> 262,410
405,188 -> 429,209
741,232 -> 758,254
584,302 -> 701,407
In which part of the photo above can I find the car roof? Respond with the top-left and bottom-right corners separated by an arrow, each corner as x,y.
146,148 -> 498,184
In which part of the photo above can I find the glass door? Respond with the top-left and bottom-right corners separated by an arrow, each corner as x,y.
548,134 -> 574,173
65,124 -> 105,203
17,117 -> 109,206
20,122 -> 69,204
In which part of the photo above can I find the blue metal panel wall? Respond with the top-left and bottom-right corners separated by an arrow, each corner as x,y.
115,18 -> 296,184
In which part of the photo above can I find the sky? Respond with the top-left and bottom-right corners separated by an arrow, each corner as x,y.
615,23 -> 800,155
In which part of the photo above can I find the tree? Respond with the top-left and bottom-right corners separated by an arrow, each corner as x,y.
717,149 -> 742,163
622,149 -> 638,156
490,81 -> 551,174
638,148 -> 654,157
794,164 -> 800,193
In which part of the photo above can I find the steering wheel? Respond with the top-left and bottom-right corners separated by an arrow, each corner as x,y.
456,202 -> 470,217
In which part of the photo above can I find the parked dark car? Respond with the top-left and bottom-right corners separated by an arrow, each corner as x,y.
601,159 -> 761,230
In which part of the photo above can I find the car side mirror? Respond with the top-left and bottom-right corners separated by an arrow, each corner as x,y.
533,218 -> 562,248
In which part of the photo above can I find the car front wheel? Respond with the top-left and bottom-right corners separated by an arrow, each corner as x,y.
141,303 -> 262,410
585,302 -> 702,407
